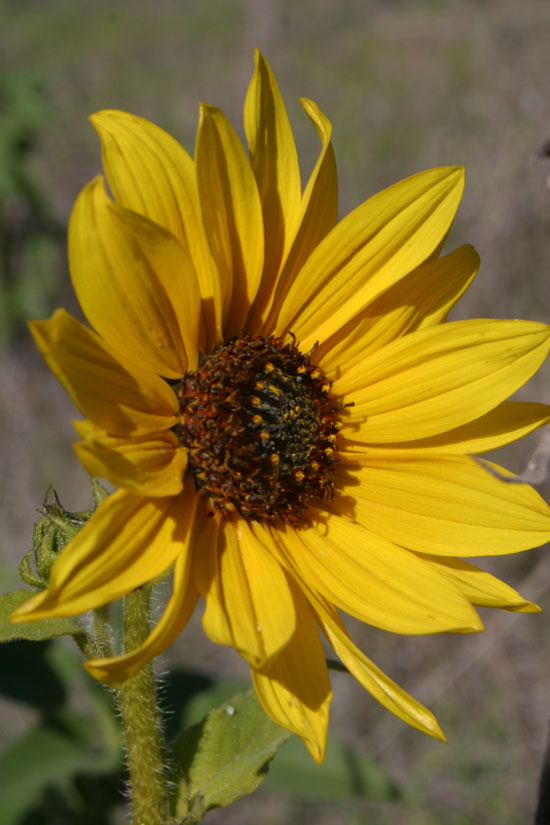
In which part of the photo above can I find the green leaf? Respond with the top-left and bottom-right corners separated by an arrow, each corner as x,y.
0,708 -> 118,825
182,676 -> 249,728
0,590 -> 83,641
163,669 -> 248,743
171,689 -> 291,821
263,734 -> 399,802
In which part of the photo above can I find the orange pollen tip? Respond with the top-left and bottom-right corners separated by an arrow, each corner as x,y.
259,431 -> 270,441
252,414 -> 263,424
270,453 -> 280,464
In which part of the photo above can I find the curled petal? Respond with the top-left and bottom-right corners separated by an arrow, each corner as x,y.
193,518 -> 296,668
30,309 -> 179,437
244,50 -> 301,296
252,579 -> 332,763
69,176 -> 202,377
73,421 -> 187,497
90,109 -> 222,347
250,98 -> 338,332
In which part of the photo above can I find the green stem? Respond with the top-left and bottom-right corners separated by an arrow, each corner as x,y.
91,603 -> 114,658
117,587 -> 167,825
73,604 -> 114,660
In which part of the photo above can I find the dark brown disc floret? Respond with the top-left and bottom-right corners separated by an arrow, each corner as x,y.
174,335 -> 342,522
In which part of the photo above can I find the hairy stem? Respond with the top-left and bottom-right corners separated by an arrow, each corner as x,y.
117,587 -> 166,825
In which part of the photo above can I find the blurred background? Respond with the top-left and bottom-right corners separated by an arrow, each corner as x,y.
1,0 -> 550,823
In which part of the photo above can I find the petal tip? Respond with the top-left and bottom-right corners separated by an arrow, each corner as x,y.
9,591 -> 49,623
305,737 -> 327,764
431,722 -> 447,743
83,659 -> 125,687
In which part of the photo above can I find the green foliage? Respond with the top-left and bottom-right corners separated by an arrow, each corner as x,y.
0,640 -> 123,825
169,683 -> 399,821
0,649 -> 400,824
0,708 -> 118,824
171,689 -> 291,821
0,589 -> 82,641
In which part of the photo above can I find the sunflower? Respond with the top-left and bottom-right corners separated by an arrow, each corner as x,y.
12,51 -> 550,762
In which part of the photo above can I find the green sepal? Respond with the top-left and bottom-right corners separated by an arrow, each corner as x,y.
19,480 -> 109,589
19,550 -> 45,589
91,478 -> 110,508
0,590 -> 83,641
170,689 -> 291,822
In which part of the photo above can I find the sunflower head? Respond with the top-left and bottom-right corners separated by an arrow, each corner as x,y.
176,334 -> 341,522
10,50 -> 550,763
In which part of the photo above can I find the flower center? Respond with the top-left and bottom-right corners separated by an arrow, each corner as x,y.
174,335 -> 341,522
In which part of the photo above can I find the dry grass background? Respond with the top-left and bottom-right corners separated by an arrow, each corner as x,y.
1,0 -> 550,822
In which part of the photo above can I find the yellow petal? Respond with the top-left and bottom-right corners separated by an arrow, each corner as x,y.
274,166 -> 465,350
69,176 -> 201,378
194,518 -> 296,668
313,596 -> 445,740
295,100 -> 338,260
244,50 -> 301,299
73,421 -> 187,497
196,104 -> 264,338
274,517 -> 482,634
316,244 -> 479,377
251,579 -> 331,763
339,455 -> 550,556
90,109 -> 222,347
30,310 -> 179,437
337,319 -> 550,442
84,541 -> 200,685
415,554 -> 540,613
251,99 -> 338,334
11,488 -> 196,621
338,401 -> 550,456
